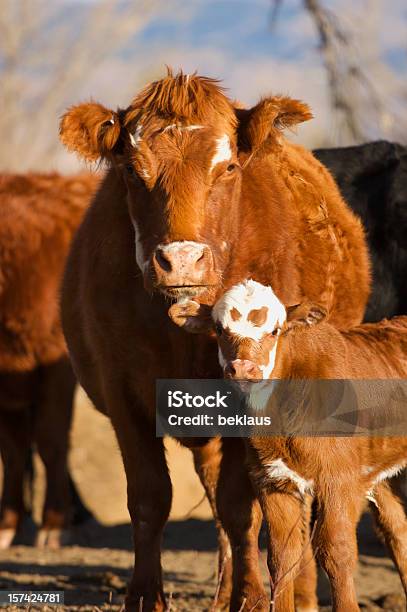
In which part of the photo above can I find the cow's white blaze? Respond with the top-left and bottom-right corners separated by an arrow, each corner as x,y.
210,134 -> 232,170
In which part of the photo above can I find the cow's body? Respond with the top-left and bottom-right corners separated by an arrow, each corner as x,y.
314,141 -> 407,321
213,280 -> 407,611
0,172 -> 98,548
60,72 -> 370,611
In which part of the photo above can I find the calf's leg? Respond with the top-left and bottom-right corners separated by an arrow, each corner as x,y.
369,480 -> 407,596
293,494 -> 319,612
34,358 -> 75,548
258,489 -> 308,612
315,488 -> 362,612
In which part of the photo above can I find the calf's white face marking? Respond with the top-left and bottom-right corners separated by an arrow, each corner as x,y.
213,280 -> 286,380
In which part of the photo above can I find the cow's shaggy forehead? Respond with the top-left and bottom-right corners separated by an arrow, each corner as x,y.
213,280 -> 287,341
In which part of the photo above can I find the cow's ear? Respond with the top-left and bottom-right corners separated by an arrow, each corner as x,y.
284,302 -> 327,333
237,96 -> 313,153
60,102 -> 122,162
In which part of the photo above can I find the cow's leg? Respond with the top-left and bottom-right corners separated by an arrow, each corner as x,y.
192,438 -> 233,610
0,407 -> 31,548
315,488 -> 361,612
110,401 -> 172,612
216,438 -> 267,612
33,358 -> 75,548
369,480 -> 407,596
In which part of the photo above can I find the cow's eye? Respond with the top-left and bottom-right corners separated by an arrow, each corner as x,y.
226,163 -> 236,172
215,323 -> 223,336
126,164 -> 136,176
271,328 -> 280,337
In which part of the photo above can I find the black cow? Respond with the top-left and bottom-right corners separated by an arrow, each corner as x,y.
314,141 -> 407,322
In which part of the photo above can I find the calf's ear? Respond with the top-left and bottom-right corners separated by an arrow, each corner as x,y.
285,302 -> 327,332
60,102 -> 122,162
237,96 -> 313,155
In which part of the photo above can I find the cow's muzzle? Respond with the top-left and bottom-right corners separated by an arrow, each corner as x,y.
151,241 -> 217,297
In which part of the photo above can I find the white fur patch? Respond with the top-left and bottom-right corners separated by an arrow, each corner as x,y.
210,134 -> 232,170
259,344 -> 278,380
365,463 -> 406,506
212,280 -> 286,343
218,347 -> 227,371
247,380 -> 277,412
162,123 -> 204,133
374,463 -> 406,484
129,123 -> 143,148
132,219 -> 148,274
266,459 -> 314,496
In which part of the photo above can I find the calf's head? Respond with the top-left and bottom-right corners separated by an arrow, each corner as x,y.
60,70 -> 312,301
212,280 -> 326,383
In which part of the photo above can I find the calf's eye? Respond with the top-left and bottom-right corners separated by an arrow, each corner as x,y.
271,328 -> 279,336
226,163 -> 236,172
215,323 -> 223,336
126,164 -> 136,176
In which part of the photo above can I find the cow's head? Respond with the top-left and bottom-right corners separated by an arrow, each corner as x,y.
60,70 -> 312,301
212,280 -> 326,384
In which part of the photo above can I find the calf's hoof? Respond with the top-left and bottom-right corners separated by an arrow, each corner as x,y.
36,527 -> 69,549
0,527 -> 16,549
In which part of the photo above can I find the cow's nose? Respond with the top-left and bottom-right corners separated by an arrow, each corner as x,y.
153,242 -> 210,275
224,359 -> 262,380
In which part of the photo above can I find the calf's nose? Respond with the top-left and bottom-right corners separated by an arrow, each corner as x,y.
225,359 -> 262,380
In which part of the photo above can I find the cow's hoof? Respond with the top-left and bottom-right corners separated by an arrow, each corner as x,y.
35,527 -> 69,549
0,528 -> 16,549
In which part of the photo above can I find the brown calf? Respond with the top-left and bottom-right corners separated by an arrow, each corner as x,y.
0,172 -> 97,548
212,279 -> 407,611
59,70 -> 370,611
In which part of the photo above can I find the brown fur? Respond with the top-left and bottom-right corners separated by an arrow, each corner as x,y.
59,71 -> 371,611
216,289 -> 407,612
0,172 -> 97,548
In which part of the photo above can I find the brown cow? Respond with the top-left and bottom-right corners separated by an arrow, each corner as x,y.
59,70 -> 370,611
0,172 -> 98,548
212,279 -> 407,611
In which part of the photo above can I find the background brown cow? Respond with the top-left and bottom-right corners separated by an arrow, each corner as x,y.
59,71 -> 370,611
0,172 -> 98,548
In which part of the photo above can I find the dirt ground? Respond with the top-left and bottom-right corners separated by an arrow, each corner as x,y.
0,389 -> 406,610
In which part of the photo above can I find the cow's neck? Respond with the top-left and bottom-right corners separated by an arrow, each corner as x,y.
223,160 -> 302,306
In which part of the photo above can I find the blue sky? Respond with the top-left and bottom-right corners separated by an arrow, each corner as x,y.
49,0 -> 407,170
